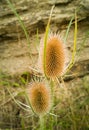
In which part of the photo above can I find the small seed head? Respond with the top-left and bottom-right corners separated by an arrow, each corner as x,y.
29,82 -> 51,115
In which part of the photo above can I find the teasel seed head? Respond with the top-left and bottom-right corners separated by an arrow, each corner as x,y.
38,33 -> 67,78
29,82 -> 51,115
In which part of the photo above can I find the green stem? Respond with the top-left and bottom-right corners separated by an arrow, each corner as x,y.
39,115 -> 44,130
50,79 -> 55,103
50,79 -> 55,129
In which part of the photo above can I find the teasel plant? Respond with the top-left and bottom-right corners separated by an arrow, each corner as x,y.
37,9 -> 77,129
38,12 -> 77,80
37,7 -> 77,130
38,6 -> 77,105
28,81 -> 52,130
6,0 -> 78,129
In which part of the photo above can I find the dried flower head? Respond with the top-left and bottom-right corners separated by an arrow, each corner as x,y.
38,33 -> 67,78
29,82 -> 51,115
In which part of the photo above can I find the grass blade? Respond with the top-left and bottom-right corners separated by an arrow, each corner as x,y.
64,16 -> 73,43
64,11 -> 77,75
6,0 -> 30,45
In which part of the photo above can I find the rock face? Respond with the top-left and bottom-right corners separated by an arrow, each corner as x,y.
0,0 -> 89,76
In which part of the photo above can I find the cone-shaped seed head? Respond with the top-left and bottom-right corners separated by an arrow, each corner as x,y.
46,36 -> 65,77
29,82 -> 51,115
39,34 -> 66,78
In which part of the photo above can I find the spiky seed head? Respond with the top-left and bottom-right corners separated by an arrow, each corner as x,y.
29,82 -> 51,115
38,33 -> 67,78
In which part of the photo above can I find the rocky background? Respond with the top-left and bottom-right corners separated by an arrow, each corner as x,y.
0,0 -> 89,75
0,0 -> 89,129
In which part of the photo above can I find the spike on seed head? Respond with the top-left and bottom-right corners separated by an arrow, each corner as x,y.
38,33 -> 67,78
29,82 -> 51,115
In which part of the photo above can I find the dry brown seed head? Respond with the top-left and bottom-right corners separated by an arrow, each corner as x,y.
29,82 -> 51,115
38,33 -> 67,78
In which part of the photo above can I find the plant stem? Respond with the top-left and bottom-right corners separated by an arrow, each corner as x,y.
39,115 -> 44,130
50,79 -> 55,129
50,79 -> 55,104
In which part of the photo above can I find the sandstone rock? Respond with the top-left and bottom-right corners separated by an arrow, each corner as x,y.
0,0 -> 89,76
